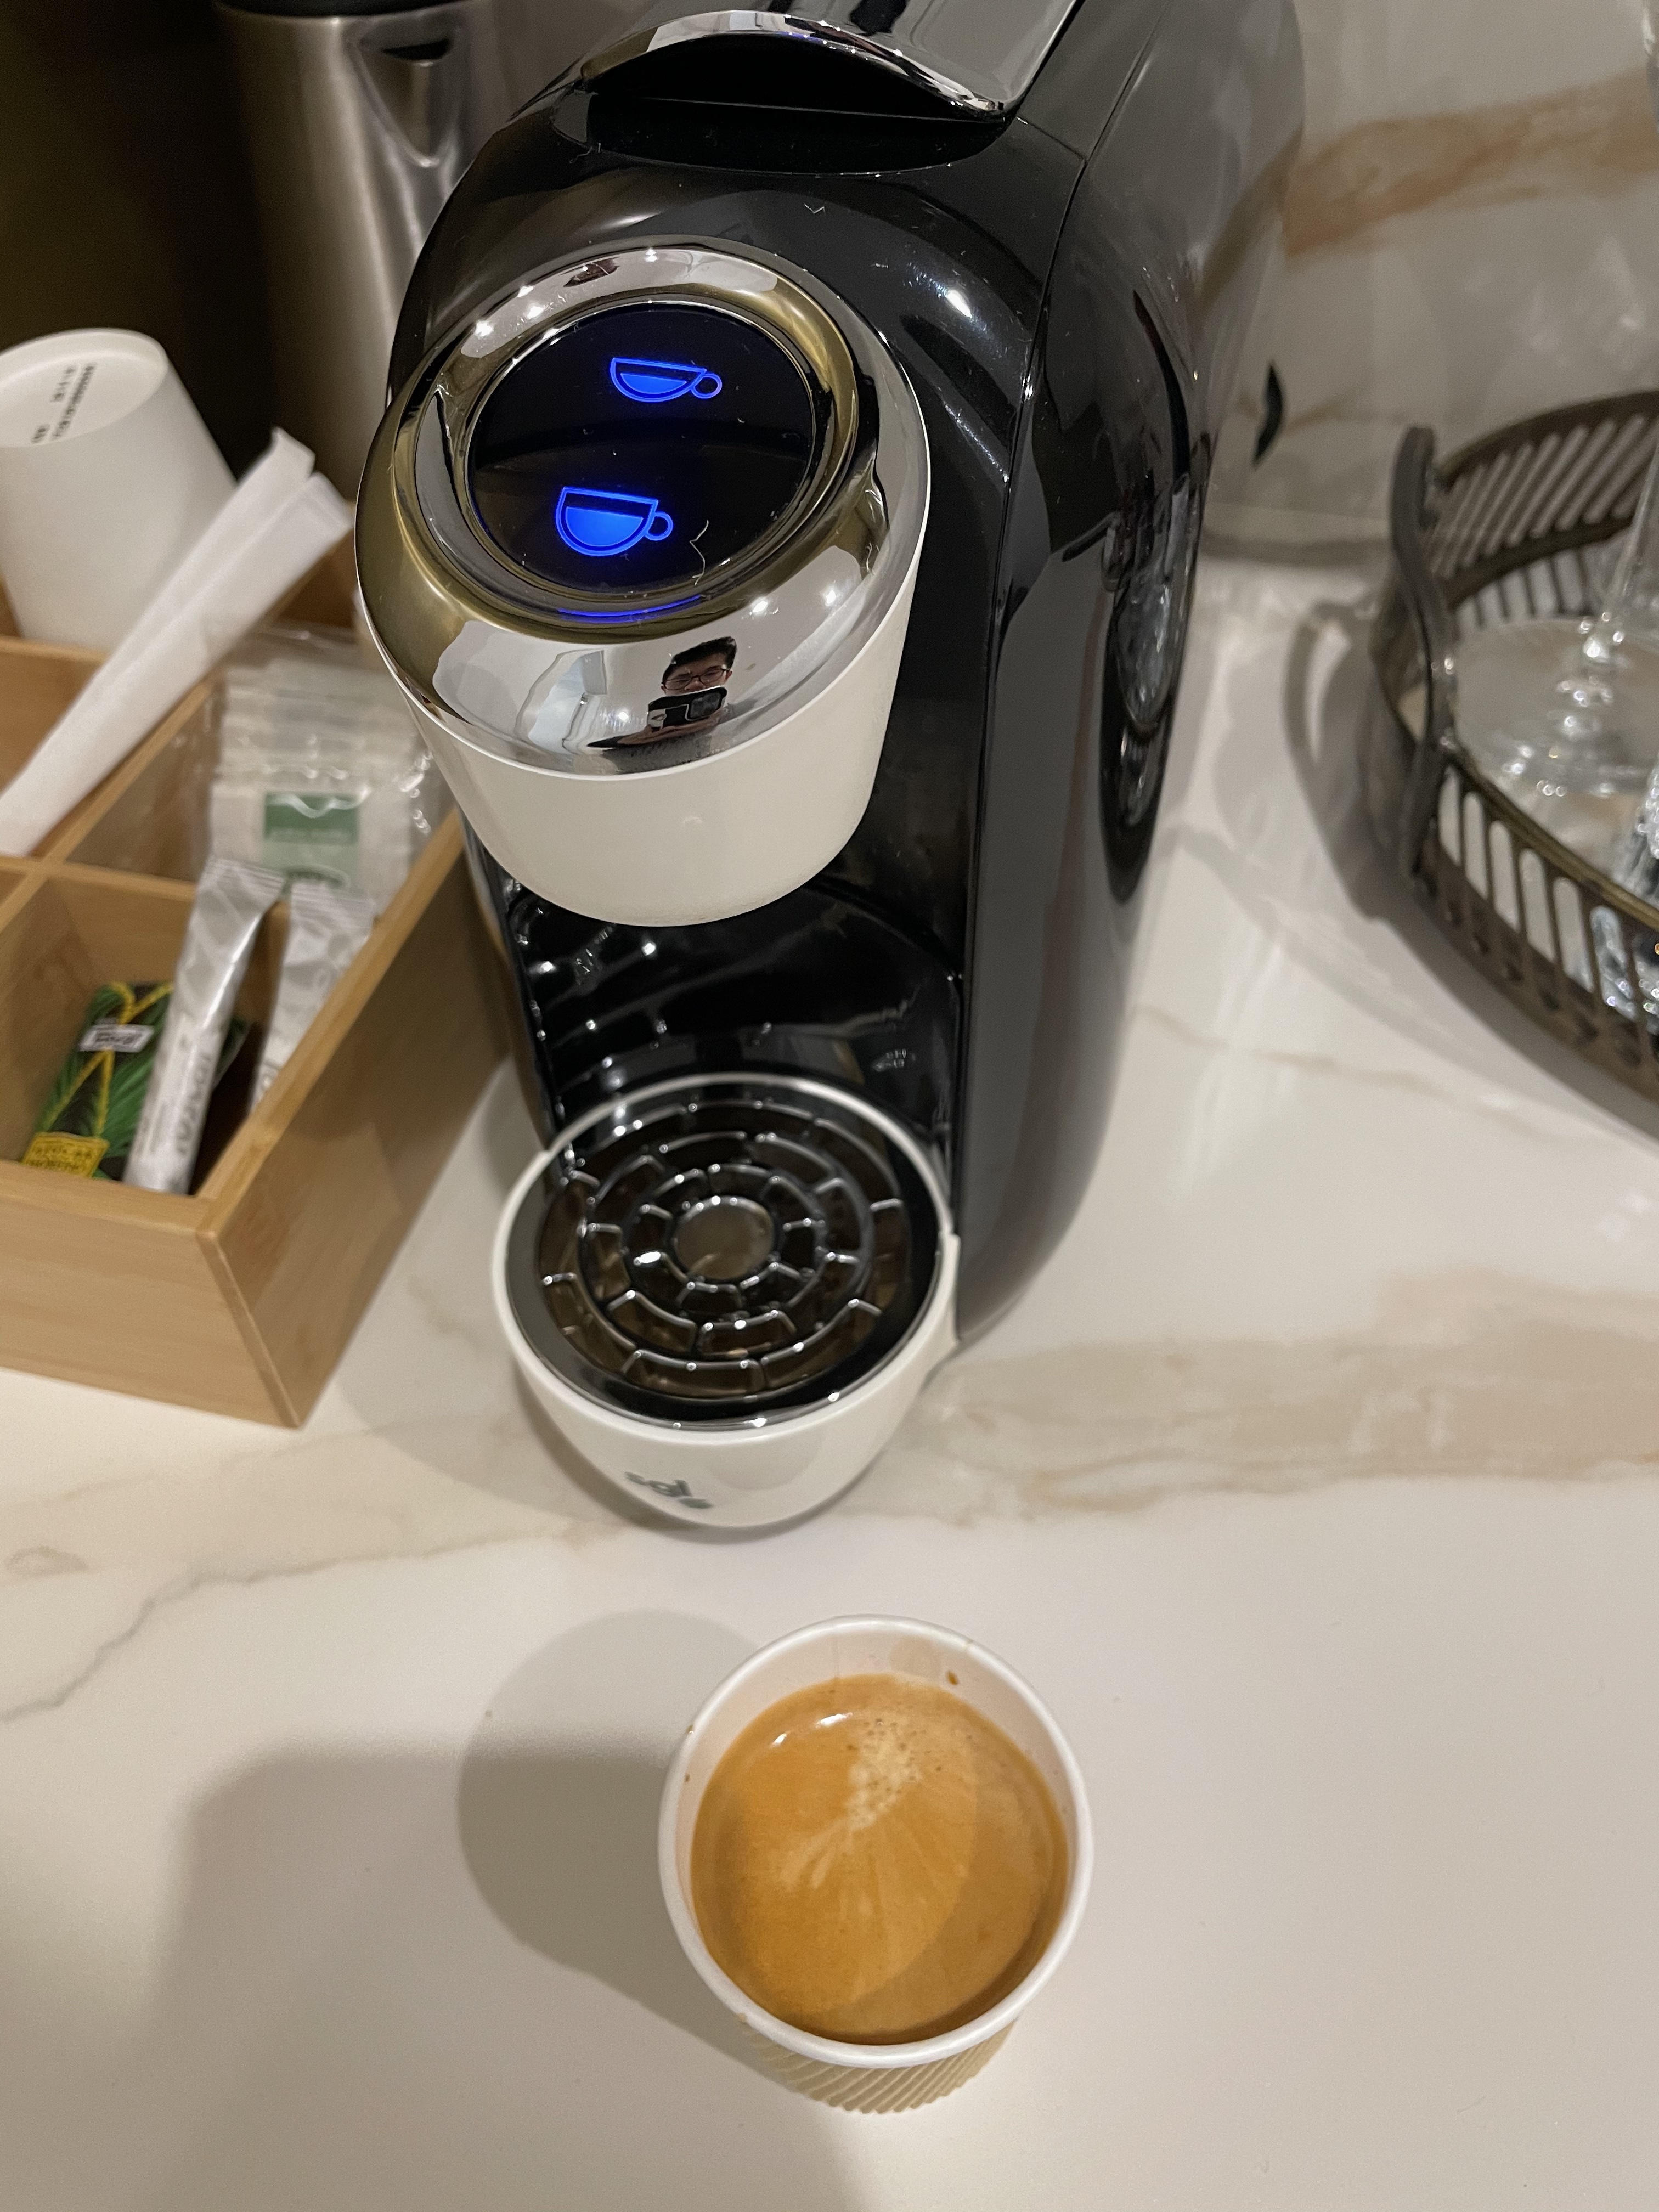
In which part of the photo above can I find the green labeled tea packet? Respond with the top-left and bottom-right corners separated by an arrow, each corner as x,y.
24,984 -> 252,1183
261,791 -> 362,889
22,982 -> 172,1180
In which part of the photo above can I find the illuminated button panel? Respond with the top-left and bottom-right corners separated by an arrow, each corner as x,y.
466,301 -> 819,595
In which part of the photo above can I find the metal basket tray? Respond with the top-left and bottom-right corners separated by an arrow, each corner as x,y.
1366,388 -> 1659,1101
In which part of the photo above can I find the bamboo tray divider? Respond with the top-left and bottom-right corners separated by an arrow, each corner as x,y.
0,544 -> 507,1423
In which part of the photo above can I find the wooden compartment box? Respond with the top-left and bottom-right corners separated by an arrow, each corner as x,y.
0,554 -> 506,1423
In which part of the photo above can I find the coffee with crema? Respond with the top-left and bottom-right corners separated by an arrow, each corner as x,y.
690,1672 -> 1068,2044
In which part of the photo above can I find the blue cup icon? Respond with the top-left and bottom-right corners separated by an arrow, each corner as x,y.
555,485 -> 675,557
610,356 -> 724,404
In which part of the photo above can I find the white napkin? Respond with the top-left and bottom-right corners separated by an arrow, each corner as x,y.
0,433 -> 352,856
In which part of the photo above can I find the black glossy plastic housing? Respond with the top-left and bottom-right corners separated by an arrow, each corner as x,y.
394,0 -> 1302,1336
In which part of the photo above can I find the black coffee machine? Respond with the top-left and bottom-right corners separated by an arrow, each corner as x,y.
358,0 -> 1302,1527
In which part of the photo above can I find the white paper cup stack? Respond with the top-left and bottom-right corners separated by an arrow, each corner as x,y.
0,329 -> 233,649
659,1616 -> 1094,2113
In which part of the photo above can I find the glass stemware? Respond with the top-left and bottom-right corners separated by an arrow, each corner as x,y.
1542,1 -> 1659,806
1458,7 -> 1659,842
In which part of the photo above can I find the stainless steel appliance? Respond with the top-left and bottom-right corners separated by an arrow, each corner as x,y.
358,0 -> 1305,1527
217,0 -> 629,493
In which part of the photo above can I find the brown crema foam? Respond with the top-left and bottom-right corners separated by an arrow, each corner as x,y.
690,1672 -> 1068,2044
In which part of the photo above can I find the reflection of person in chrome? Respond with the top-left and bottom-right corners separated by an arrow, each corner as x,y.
590,636 -> 736,761
648,636 -> 736,735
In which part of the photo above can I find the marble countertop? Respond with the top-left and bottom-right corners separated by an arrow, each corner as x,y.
5,557 -> 1658,2211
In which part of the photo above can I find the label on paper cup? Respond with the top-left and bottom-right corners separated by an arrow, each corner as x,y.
0,345 -> 163,450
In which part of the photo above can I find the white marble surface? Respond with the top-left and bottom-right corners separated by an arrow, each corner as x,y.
5,557 -> 1659,2209
1212,0 -> 1659,543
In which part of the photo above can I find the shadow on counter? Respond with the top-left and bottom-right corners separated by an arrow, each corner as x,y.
456,1607 -> 757,2058
84,1613 -> 862,2212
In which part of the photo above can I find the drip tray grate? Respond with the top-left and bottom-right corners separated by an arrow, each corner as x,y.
503,1079 -> 944,1424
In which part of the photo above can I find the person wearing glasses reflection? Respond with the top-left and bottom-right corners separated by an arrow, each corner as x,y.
590,636 -> 736,764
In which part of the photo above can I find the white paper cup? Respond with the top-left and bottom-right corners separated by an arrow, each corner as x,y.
659,1616 -> 1093,2112
0,329 -> 233,649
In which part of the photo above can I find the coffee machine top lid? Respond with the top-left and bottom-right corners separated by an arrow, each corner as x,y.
358,241 -> 927,787
577,3 -> 1086,115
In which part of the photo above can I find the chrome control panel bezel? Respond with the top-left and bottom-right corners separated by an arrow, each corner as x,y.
357,241 -> 929,780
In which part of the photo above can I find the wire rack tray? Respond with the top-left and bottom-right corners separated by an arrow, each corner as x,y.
1366,388 -> 1659,1102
